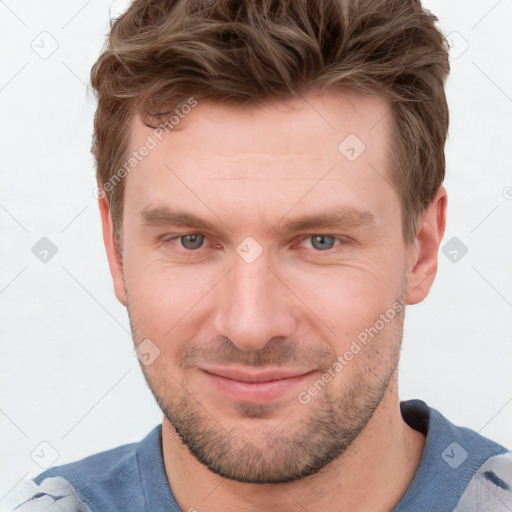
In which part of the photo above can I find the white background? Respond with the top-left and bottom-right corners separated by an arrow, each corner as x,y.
1,0 -> 511,504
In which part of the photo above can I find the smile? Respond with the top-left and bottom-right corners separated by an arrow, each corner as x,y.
200,366 -> 314,403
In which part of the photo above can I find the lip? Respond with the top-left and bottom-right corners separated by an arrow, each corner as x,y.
200,366 -> 314,403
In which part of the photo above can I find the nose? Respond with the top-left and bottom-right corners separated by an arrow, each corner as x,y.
212,251 -> 298,352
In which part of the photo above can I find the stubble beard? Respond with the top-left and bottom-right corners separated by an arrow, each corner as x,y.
126,281 -> 406,484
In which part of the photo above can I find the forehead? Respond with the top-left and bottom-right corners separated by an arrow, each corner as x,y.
122,90 -> 396,230
127,89 -> 391,162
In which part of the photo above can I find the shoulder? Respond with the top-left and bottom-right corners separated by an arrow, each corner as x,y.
454,451 -> 512,511
5,426 -> 162,512
396,399 -> 512,511
5,476 -> 92,512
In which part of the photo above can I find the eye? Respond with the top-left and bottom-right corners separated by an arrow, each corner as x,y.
175,234 -> 206,250
299,235 -> 344,251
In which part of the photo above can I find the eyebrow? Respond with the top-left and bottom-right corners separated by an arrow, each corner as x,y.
273,207 -> 376,233
138,205 -> 376,234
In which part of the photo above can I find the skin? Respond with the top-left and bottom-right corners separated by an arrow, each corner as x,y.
98,90 -> 447,511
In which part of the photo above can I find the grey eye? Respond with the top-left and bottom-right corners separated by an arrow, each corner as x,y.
180,234 -> 205,250
310,235 -> 336,251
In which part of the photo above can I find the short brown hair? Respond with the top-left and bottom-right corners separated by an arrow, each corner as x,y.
90,0 -> 450,250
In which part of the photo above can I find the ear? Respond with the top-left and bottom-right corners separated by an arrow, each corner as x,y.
405,186 -> 447,305
97,189 -> 127,306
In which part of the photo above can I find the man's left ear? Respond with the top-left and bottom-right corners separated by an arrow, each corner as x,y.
406,185 -> 447,305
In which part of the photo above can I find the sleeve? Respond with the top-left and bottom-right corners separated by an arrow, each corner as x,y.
3,476 -> 91,512
454,451 -> 512,511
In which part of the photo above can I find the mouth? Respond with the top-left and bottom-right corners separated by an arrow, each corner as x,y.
200,366 -> 315,404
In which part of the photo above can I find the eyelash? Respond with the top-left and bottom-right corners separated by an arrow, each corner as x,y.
161,233 -> 348,253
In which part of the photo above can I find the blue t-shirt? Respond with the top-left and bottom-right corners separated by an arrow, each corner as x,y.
8,399 -> 512,511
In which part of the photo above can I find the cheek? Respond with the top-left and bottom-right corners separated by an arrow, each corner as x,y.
123,252 -> 221,341
284,254 -> 405,342
123,229 -> 406,350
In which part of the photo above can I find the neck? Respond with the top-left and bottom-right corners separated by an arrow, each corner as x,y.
161,374 -> 426,512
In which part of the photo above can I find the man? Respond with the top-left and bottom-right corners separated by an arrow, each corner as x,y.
11,0 -> 511,511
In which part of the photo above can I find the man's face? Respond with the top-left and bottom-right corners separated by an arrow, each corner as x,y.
112,91 -> 416,483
